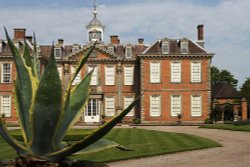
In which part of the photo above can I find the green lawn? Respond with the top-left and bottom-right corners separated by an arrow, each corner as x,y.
200,124 -> 250,132
0,128 -> 221,162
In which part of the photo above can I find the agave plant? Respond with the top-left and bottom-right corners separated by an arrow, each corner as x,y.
0,29 -> 139,164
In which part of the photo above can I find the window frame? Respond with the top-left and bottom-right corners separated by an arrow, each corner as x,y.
124,66 -> 134,85
125,46 -> 133,59
171,95 -> 182,117
105,96 -> 115,116
180,41 -> 189,54
162,41 -> 169,54
107,45 -> 115,54
191,95 -> 202,117
54,47 -> 62,59
191,62 -> 202,83
150,62 -> 161,83
150,95 -> 161,117
105,66 -> 115,85
171,61 -> 181,83
0,95 -> 11,117
1,63 -> 12,83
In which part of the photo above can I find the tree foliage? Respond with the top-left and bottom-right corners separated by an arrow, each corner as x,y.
240,77 -> 250,106
211,66 -> 238,87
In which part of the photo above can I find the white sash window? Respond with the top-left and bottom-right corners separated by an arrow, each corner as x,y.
191,62 -> 201,83
150,62 -> 161,83
191,95 -> 202,116
105,97 -> 115,116
0,95 -> 11,117
105,66 -> 115,85
171,62 -> 181,83
150,95 -> 161,117
171,95 -> 181,116
124,66 -> 134,85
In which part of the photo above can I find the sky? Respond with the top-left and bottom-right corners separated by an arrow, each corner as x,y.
0,0 -> 249,88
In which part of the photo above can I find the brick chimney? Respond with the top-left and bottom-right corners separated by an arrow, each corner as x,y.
57,39 -> 64,45
197,25 -> 204,41
110,35 -> 120,45
14,28 -> 26,40
138,38 -> 144,44
197,25 -> 205,48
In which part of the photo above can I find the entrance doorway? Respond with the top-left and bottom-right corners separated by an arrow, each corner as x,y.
84,99 -> 101,123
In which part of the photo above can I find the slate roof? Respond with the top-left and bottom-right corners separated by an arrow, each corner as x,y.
212,83 -> 242,99
142,38 -> 210,56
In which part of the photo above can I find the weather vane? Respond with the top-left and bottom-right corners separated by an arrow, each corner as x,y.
93,0 -> 97,17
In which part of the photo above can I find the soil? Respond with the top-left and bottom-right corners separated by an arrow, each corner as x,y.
0,158 -> 109,167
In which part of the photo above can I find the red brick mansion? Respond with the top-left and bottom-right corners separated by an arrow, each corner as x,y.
1,4 -> 246,124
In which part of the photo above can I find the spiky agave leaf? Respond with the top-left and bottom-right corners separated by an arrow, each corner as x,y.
5,28 -> 38,145
74,139 -> 133,155
53,71 -> 93,147
46,95 -> 140,162
0,117 -> 28,154
30,47 -> 62,155
32,32 -> 41,80
53,43 -> 96,146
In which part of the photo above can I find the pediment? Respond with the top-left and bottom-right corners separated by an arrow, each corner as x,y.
65,44 -> 119,62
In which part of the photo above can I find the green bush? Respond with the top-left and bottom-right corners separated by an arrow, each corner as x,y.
133,118 -> 140,124
204,118 -> 213,124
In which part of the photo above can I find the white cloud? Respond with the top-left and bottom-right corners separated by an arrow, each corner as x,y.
0,0 -> 250,87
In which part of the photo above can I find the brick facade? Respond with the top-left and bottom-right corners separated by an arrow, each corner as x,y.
0,5 -> 228,124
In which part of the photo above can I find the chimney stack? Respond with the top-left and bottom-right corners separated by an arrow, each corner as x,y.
197,25 -> 204,41
138,38 -> 144,44
110,35 -> 120,45
14,28 -> 26,40
58,39 -> 64,45
197,25 -> 205,48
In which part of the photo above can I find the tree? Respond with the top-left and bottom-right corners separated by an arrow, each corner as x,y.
211,66 -> 238,87
240,77 -> 250,106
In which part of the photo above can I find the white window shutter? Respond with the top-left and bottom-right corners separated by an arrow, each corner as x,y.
191,95 -> 202,116
171,95 -> 181,116
0,95 -> 11,117
191,62 -> 201,83
105,97 -> 115,116
150,95 -> 161,117
105,66 -> 115,85
124,66 -> 134,85
150,62 -> 160,83
171,62 -> 181,83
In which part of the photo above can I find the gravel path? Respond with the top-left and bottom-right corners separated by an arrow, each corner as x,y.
108,126 -> 250,167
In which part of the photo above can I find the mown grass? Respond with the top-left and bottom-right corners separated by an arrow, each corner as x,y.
200,124 -> 250,132
0,128 -> 221,162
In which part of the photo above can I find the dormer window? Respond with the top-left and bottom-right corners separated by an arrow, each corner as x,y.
125,46 -> 132,59
54,48 -> 62,59
107,45 -> 114,54
162,40 -> 169,54
180,41 -> 188,54
72,46 -> 79,54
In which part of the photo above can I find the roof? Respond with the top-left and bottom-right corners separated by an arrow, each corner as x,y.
141,38 -> 211,56
212,83 -> 242,99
